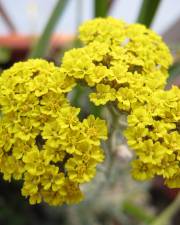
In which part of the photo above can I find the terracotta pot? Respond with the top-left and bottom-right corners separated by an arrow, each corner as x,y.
0,34 -> 74,67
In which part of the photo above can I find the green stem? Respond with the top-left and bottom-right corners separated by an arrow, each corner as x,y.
29,0 -> 69,58
137,0 -> 161,27
105,104 -> 121,181
94,0 -> 108,17
151,194 -> 180,225
85,105 -> 118,201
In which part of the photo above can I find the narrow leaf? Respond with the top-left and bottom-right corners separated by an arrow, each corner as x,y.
137,0 -> 161,27
29,0 -> 69,58
94,0 -> 108,17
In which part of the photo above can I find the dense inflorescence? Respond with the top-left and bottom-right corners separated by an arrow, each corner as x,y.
124,87 -> 180,188
61,17 -> 172,112
0,59 -> 107,205
0,17 -> 179,206
61,17 -> 179,188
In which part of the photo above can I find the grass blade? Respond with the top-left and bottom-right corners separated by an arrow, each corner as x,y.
94,0 -> 108,17
137,0 -> 161,27
29,0 -> 69,58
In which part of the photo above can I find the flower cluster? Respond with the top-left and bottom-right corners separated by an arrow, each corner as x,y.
61,17 -> 179,188
0,59 -> 107,205
61,17 -> 172,112
124,87 -> 180,188
0,17 -> 178,206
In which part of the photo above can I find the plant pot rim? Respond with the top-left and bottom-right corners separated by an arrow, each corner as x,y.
0,33 -> 74,50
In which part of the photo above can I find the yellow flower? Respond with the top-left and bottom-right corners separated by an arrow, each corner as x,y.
66,156 -> 96,183
64,179 -> 84,204
165,173 -> 180,188
44,146 -> 66,163
0,59 -> 107,205
12,139 -> 34,159
61,17 -> 172,113
57,106 -> 80,130
40,165 -> 65,191
79,17 -> 126,44
90,84 -> 116,105
21,172 -> 41,198
77,141 -> 104,163
1,17 -> 176,203
131,160 -> 154,181
125,87 -> 180,188
81,115 -> 107,145
40,91 -> 69,116
41,189 -> 65,206
61,48 -> 95,79
0,120 -> 14,152
0,155 -> 25,181
85,65 -> 109,87
23,150 -> 49,176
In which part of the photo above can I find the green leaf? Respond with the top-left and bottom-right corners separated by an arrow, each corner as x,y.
137,0 -> 161,27
122,200 -> 155,224
29,0 -> 69,58
94,0 -> 108,17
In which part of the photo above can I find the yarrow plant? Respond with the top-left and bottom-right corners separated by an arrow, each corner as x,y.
61,17 -> 179,188
0,59 -> 107,205
0,17 -> 179,206
125,87 -> 180,187
61,17 -> 172,112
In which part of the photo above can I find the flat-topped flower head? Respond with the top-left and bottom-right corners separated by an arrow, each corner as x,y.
61,17 -> 172,112
79,17 -> 126,44
124,87 -> 180,188
0,59 -> 107,205
79,17 -> 172,72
